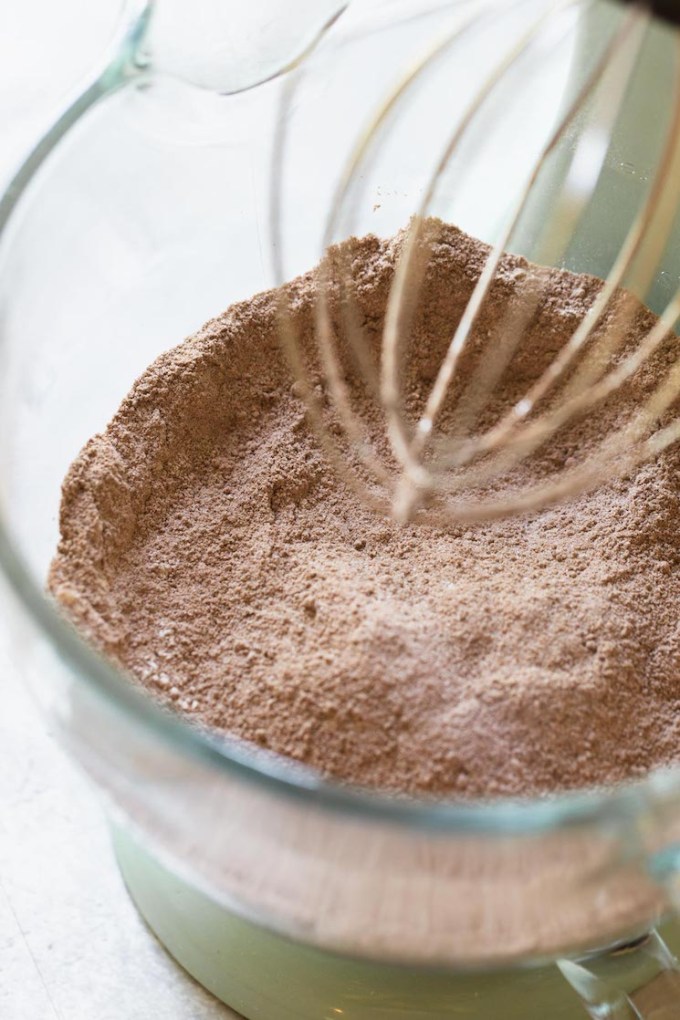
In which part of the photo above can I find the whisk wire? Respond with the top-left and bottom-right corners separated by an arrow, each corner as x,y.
433,23 -> 680,477
383,2 -> 648,519
434,37 -> 680,493
312,1 -> 499,491
381,0 -> 586,493
272,0 -> 680,527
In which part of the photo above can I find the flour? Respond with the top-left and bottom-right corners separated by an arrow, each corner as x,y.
49,221 -> 680,799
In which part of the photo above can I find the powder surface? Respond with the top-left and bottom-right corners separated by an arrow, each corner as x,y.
49,222 -> 680,800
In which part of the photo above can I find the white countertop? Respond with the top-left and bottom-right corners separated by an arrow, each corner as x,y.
0,3 -> 233,1016
1,625 -> 233,1020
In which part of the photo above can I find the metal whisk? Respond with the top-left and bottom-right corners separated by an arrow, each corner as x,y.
272,0 -> 680,525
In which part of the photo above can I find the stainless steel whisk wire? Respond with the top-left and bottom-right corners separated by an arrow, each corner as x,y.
272,0 -> 680,525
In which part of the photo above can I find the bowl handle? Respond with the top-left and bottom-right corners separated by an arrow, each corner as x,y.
136,0 -> 348,94
557,928 -> 680,1018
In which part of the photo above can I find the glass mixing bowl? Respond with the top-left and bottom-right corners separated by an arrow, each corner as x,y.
3,1 -> 680,1017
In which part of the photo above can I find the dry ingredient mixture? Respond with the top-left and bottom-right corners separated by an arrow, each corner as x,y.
49,222 -> 680,800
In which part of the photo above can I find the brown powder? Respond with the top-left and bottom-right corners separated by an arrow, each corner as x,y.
48,221 -> 680,800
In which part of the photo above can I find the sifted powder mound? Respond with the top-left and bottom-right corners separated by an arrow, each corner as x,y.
49,222 -> 680,800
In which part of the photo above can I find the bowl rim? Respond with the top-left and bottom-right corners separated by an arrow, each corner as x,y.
1,0 -> 679,839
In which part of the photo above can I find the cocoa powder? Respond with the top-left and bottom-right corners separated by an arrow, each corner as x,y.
49,222 -> 680,800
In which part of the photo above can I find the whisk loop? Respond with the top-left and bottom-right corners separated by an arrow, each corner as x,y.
273,0 -> 680,525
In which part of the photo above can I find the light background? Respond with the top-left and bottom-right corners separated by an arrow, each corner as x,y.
0,2 -> 234,1016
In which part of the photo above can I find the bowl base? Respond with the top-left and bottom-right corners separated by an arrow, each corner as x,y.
110,822 -> 637,1019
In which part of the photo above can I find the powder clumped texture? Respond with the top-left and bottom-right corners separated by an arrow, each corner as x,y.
49,222 -> 680,800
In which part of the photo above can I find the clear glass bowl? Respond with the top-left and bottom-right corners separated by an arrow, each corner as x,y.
2,1 -> 680,1017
